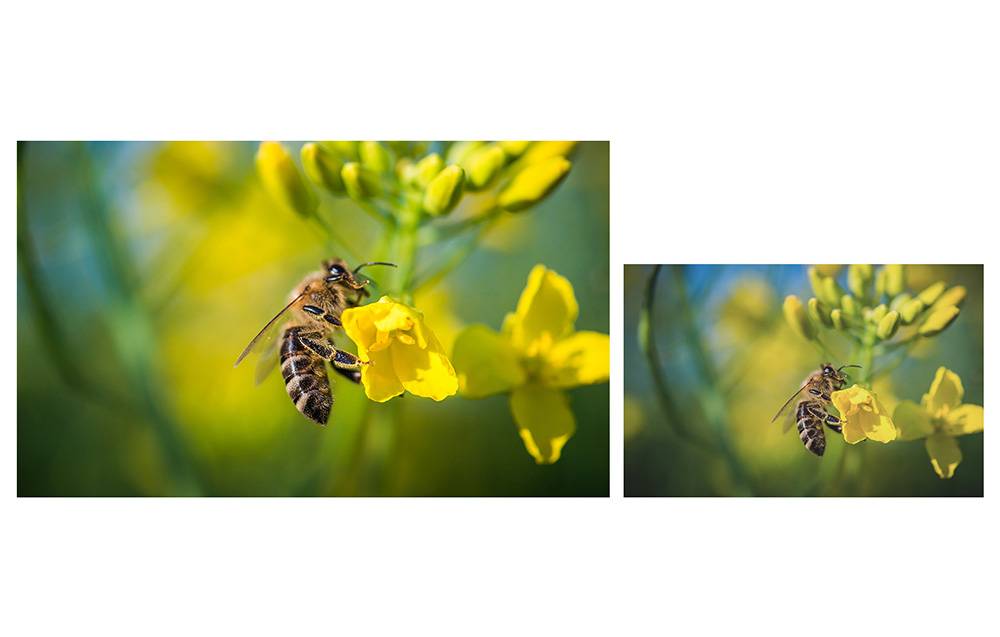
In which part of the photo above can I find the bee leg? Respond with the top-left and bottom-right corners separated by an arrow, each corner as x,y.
301,304 -> 342,327
332,366 -> 362,384
825,414 -> 843,433
331,348 -> 365,370
298,332 -> 366,370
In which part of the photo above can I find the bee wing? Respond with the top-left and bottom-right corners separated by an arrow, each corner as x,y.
781,408 -> 797,434
234,292 -> 305,377
771,384 -> 808,431
252,326 -> 282,385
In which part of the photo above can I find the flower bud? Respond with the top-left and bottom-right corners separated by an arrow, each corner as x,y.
899,298 -> 925,324
422,165 -> 466,216
322,141 -> 359,161
848,264 -> 873,300
876,310 -> 900,340
933,285 -> 967,310
341,162 -> 380,201
890,293 -> 912,312
821,277 -> 845,308
498,140 -> 531,157
498,156 -> 572,212
808,267 -> 826,303
465,145 -> 507,190
841,294 -> 859,318
395,158 -> 416,183
301,143 -> 346,195
918,305 -> 960,337
410,153 -> 444,189
256,141 -> 317,218
815,265 -> 842,277
360,141 -> 391,174
884,265 -> 905,297
445,141 -> 485,166
831,309 -> 846,331
783,295 -> 816,341
917,281 -> 946,306
871,304 -> 889,323
808,297 -> 833,327
520,141 -> 577,164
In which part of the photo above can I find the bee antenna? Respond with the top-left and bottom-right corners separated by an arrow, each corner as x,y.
838,364 -> 862,371
353,261 -> 397,274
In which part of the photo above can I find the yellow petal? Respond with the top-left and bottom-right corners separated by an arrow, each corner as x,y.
830,385 -> 897,444
342,296 -> 457,402
509,385 -> 576,464
541,331 -> 610,388
922,367 -> 964,417
841,418 -> 867,445
390,338 -> 458,401
892,400 -> 935,441
360,347 -> 404,402
944,404 -> 984,437
925,431 -> 962,479
451,325 -> 526,398
508,265 -> 579,356
340,303 -> 378,357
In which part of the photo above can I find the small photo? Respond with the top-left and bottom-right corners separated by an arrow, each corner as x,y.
625,264 -> 983,497
17,141 -> 609,496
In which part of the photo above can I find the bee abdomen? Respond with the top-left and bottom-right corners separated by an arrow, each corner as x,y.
795,400 -> 827,456
280,328 -> 332,425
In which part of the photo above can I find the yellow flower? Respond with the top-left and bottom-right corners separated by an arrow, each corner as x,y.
452,265 -> 609,464
830,385 -> 898,444
892,367 -> 983,479
340,297 -> 458,403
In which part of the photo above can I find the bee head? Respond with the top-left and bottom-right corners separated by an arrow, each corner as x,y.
322,258 -> 356,285
830,363 -> 862,386
322,258 -> 396,289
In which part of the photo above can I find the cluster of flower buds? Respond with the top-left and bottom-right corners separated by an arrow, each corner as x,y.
255,140 -> 576,223
783,265 -> 965,345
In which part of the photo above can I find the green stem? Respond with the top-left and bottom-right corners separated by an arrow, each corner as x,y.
411,217 -> 500,293
392,210 -> 420,299
639,266 -> 712,449
859,326 -> 876,387
425,206 -> 503,242
671,266 -> 755,494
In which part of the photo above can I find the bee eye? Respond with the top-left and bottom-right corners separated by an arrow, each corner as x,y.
329,264 -> 345,276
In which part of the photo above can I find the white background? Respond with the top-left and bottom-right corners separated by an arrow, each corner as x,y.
4,1 -> 997,635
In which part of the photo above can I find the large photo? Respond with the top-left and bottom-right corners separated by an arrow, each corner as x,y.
17,141 -> 610,496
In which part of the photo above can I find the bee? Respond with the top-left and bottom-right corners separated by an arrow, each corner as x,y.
234,258 -> 396,425
771,363 -> 861,456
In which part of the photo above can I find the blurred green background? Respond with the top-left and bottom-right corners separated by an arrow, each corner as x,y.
17,141 -> 609,496
624,264 -> 983,497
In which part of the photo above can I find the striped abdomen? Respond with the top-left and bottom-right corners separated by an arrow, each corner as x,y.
795,399 -> 829,456
280,326 -> 332,425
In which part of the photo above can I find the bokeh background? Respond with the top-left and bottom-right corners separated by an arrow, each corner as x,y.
624,264 -> 983,497
17,141 -> 609,496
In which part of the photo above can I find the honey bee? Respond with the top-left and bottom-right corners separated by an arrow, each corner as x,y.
771,363 -> 861,456
234,258 -> 396,425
